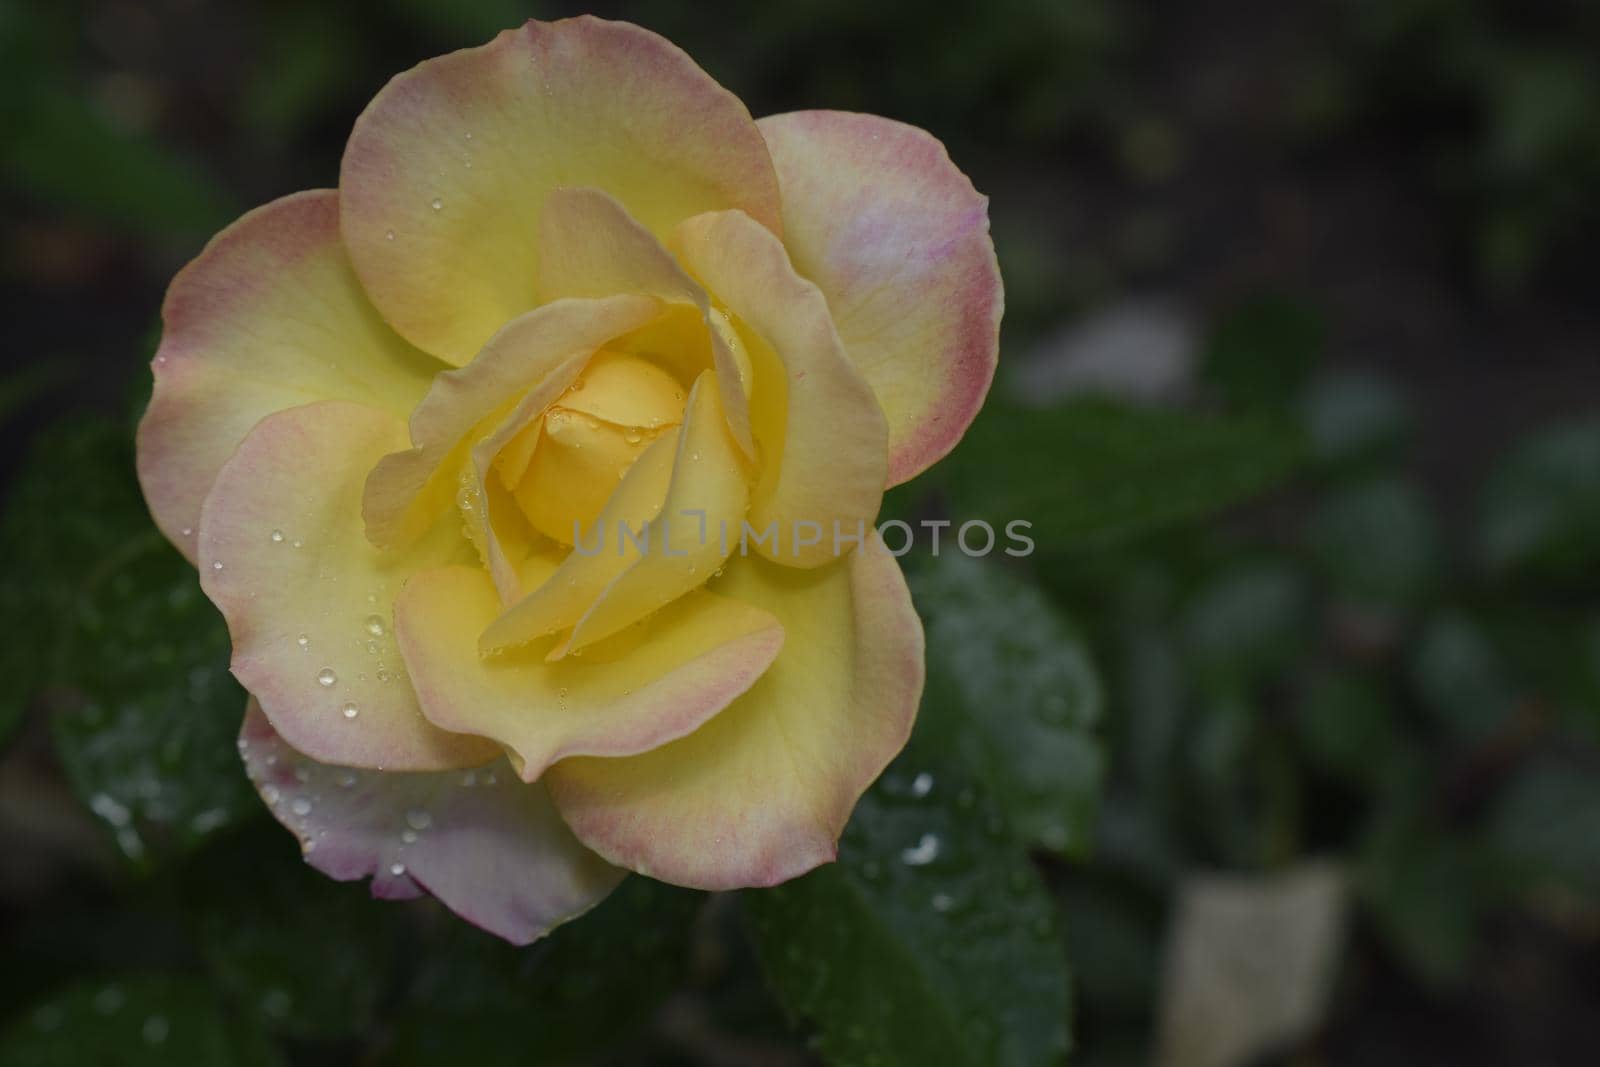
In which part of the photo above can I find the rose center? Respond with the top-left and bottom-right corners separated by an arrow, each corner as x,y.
506,349 -> 685,543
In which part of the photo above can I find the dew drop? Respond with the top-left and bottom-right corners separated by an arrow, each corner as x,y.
389,862 -> 407,877
932,892 -> 955,913
211,561 -> 224,571
262,784 -> 281,804
290,797 -> 312,816
900,832 -> 941,867
341,702 -> 359,720
364,614 -> 386,637
430,197 -> 443,211
181,527 -> 193,537
296,633 -> 310,650
317,668 -> 337,687
292,539 -> 304,549
270,529 -> 284,543
384,229 -> 395,241
910,771 -> 934,798
406,809 -> 433,831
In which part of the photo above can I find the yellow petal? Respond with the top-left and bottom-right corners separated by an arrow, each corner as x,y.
476,429 -> 678,651
673,210 -> 887,566
137,190 -> 441,563
537,187 -> 755,456
198,400 -> 500,771
543,533 -> 924,889
758,111 -> 1001,484
559,371 -> 749,655
362,295 -> 657,550
339,17 -> 782,364
394,565 -> 783,780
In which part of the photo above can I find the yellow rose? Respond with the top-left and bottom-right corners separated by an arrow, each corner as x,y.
136,16 -> 999,944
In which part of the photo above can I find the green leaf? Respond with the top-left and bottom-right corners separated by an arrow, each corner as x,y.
388,876 -> 704,1065
1410,612 -> 1521,744
0,416 -> 255,866
1479,415 -> 1600,588
0,975 -> 281,1067
909,553 -> 1104,855
1487,757 -> 1600,897
932,400 -> 1304,554
51,537 -> 257,867
1200,293 -> 1325,410
1294,670 -> 1398,787
1298,368 -> 1409,466
1307,477 -> 1438,607
190,827 -> 399,1041
1182,560 -> 1310,690
744,753 -> 1072,1067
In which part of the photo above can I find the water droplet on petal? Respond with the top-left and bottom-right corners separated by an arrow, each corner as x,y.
405,809 -> 432,831
430,197 -> 443,211
317,668 -> 337,687
341,702 -> 359,719
296,633 -> 310,650
364,614 -> 386,637
211,561 -> 223,571
291,797 -> 312,816
270,529 -> 284,543
384,229 -> 395,241
389,862 -> 407,877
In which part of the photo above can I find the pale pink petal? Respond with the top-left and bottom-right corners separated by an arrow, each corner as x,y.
138,190 -> 441,563
239,703 -> 622,945
758,111 -> 1001,484
200,400 -> 499,771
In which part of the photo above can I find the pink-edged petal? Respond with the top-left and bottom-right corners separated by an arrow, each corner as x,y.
200,400 -> 499,771
537,186 -> 755,456
362,294 -> 658,551
239,702 -> 622,946
395,565 -> 782,780
340,16 -> 782,364
757,111 -> 1001,484
673,209 -> 887,566
543,533 -> 924,889
137,190 -> 442,563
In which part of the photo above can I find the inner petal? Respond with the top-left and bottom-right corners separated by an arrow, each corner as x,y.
511,349 -> 686,544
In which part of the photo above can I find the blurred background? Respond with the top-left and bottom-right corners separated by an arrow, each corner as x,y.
3,0 -> 1600,1064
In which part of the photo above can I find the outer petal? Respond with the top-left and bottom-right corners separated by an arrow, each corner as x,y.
543,533 -> 924,889
363,294 -> 659,550
674,210 -> 887,566
200,400 -> 499,771
137,190 -> 441,563
340,16 -> 782,364
757,111 -> 1001,485
239,703 -> 622,946
395,565 -> 783,780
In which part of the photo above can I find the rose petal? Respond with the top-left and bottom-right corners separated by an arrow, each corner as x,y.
673,209 -> 887,566
200,400 -> 499,771
537,186 -> 755,457
476,429 -> 677,652
362,294 -> 659,551
544,532 -> 924,889
559,370 -> 749,654
137,190 -> 441,563
340,16 -> 782,364
395,565 -> 782,780
239,702 -> 622,946
757,111 -> 1001,484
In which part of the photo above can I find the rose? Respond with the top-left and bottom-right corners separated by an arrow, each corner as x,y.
137,16 -> 999,944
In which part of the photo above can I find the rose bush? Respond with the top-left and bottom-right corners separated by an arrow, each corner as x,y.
136,16 -> 999,944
